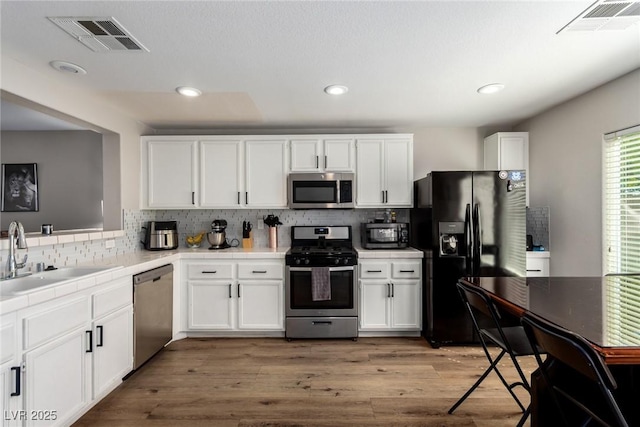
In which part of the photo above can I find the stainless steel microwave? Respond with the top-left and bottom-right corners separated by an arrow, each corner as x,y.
288,173 -> 355,209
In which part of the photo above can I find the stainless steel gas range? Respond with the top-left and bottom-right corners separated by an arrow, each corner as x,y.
285,225 -> 358,340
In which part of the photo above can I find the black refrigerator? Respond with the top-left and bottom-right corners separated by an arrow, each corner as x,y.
410,171 -> 526,347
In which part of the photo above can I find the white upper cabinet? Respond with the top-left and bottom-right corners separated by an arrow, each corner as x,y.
290,137 -> 355,172
142,133 -> 411,209
483,132 -> 529,205
356,136 -> 413,208
142,136 -> 288,209
200,139 -> 243,208
245,139 -> 288,208
144,138 -> 197,208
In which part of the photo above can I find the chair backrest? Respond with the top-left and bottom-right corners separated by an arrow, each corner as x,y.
456,280 -> 502,327
521,312 -> 617,390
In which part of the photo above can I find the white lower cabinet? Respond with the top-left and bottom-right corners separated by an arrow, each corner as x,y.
23,327 -> 91,427
359,260 -> 422,332
2,274 -> 133,427
237,280 -> 283,330
185,260 -> 284,332
526,252 -> 550,277
1,312 -> 21,427
90,277 -> 133,400
188,280 -> 235,329
92,306 -> 132,400
22,295 -> 92,427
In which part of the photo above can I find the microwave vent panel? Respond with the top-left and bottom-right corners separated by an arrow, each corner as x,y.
47,16 -> 149,52
558,0 -> 640,33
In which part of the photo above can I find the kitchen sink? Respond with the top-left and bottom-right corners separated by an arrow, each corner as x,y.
0,266 -> 115,296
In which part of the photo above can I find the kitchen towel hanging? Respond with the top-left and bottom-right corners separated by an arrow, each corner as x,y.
311,267 -> 331,301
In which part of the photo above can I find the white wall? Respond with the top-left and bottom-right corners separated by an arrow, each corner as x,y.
412,127 -> 485,179
1,57 -> 150,217
1,131 -> 103,232
516,69 -> 640,276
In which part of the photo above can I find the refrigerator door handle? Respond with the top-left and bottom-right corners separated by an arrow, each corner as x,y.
465,203 -> 472,275
473,203 -> 481,275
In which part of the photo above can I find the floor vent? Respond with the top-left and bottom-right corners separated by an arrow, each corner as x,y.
48,16 -> 149,52
558,0 -> 640,33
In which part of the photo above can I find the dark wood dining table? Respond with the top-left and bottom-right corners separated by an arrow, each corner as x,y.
460,275 -> 640,426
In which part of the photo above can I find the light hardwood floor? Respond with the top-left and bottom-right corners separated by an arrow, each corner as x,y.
74,337 -> 536,426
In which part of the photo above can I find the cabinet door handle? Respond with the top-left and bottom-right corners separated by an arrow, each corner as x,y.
367,270 -> 382,273
381,191 -> 385,203
316,156 -> 319,169
385,190 -> 388,203
237,192 -> 241,205
10,366 -> 20,396
192,192 -> 195,205
86,330 -> 93,353
229,284 -> 232,298
312,321 -> 332,325
202,270 -> 217,274
324,155 -> 327,169
399,270 -> 415,273
96,325 -> 104,347
387,283 -> 391,298
245,192 -> 248,205
391,282 -> 395,298
252,270 -> 267,274
237,283 -> 241,297
527,269 -> 542,272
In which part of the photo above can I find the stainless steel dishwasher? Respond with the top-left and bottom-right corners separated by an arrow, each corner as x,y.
133,263 -> 173,369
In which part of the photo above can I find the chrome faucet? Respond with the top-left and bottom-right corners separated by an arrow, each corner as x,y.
3,221 -> 29,280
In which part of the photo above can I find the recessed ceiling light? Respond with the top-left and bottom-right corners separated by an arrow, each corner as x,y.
324,85 -> 349,95
176,86 -> 202,97
477,83 -> 505,94
49,60 -> 86,74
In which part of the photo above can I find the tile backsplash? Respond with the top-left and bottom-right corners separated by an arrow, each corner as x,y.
526,206 -> 550,250
0,208 -> 409,271
2,207 -> 546,271
148,208 -> 409,248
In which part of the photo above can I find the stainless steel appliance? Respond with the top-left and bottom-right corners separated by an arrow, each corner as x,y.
361,222 -> 409,249
142,221 -> 178,250
288,173 -> 355,209
133,264 -> 173,369
410,170 -> 526,347
285,225 -> 358,339
207,219 -> 230,249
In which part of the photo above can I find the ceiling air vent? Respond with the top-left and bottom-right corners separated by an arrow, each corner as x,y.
48,16 -> 149,52
558,0 -> 640,33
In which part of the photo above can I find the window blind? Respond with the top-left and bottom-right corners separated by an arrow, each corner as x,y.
603,128 -> 640,346
604,128 -> 640,274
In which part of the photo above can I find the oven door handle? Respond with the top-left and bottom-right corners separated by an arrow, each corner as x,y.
287,266 -> 355,272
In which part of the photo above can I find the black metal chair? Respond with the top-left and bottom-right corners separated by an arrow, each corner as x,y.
521,312 -> 629,427
448,280 -> 537,427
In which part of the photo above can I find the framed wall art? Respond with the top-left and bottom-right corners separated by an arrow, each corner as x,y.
1,163 -> 39,212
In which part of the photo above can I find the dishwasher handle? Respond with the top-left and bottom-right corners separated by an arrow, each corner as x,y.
134,264 -> 174,285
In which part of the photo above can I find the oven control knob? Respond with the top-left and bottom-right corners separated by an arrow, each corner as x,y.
343,258 -> 349,265
304,258 -> 310,265
334,258 -> 340,265
295,258 -> 301,265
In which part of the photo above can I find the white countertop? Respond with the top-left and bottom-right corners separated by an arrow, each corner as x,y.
0,246 -> 289,313
526,251 -> 551,258
355,246 -> 423,259
1,245 -> 426,312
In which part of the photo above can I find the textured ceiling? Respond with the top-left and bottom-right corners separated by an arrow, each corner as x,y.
1,1 -> 639,131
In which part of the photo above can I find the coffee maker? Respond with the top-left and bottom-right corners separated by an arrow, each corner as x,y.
142,221 -> 179,250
